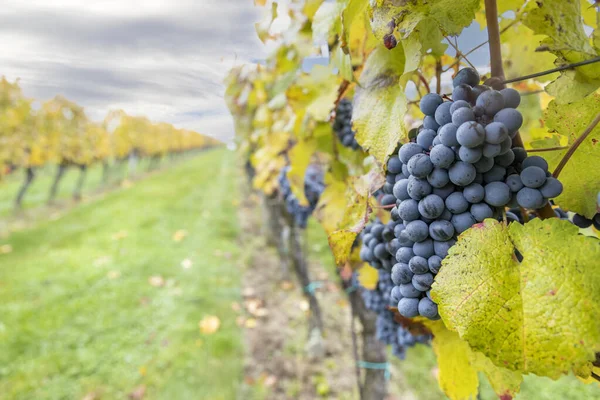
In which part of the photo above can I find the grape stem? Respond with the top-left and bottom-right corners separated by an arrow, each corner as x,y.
502,56 -> 600,84
526,146 -> 569,153
373,204 -> 395,209
435,60 -> 442,94
417,72 -> 431,94
444,36 -> 476,70
553,111 -> 600,178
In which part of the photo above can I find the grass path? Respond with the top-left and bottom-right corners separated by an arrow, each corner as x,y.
0,149 -> 243,399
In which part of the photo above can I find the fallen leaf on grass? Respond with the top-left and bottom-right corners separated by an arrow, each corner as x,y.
107,270 -> 121,279
128,385 -> 145,400
199,315 -> 221,334
231,302 -> 241,312
148,276 -> 165,287
111,230 -> 128,240
0,244 -> 13,254
181,258 -> 193,269
172,229 -> 187,242
245,318 -> 257,329
121,179 -> 132,189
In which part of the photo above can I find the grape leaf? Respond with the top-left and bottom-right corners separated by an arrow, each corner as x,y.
331,44 -> 355,82
313,1 -> 343,44
287,65 -> 341,122
502,23 -> 557,83
523,0 -> 600,103
469,351 -> 523,399
353,44 -> 408,166
543,94 -> 600,218
287,139 -> 318,206
341,0 -> 369,54
432,219 -> 600,379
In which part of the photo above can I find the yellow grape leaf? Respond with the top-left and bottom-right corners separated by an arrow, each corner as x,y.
0,244 -> 13,254
432,219 -> 600,379
172,229 -> 188,242
354,44 -> 408,166
199,315 -> 221,334
341,0 -> 369,54
357,263 -> 379,290
542,94 -> 600,218
287,65 -> 341,122
314,174 -> 348,235
287,139 -> 317,206
469,351 -> 523,399
313,1 -> 343,44
331,44 -> 355,82
427,320 -> 479,400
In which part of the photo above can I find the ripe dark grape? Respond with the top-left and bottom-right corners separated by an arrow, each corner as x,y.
453,68 -> 480,88
333,99 -> 361,149
278,165 -> 324,228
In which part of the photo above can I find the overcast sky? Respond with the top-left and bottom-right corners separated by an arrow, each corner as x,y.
0,0 -> 266,143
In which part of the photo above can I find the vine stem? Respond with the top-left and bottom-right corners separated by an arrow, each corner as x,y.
502,56 -> 600,84
553,111 -> 600,178
417,72 -> 431,94
435,60 -> 442,94
526,146 -> 569,153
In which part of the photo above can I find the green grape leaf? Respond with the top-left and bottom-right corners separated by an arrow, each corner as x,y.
353,44 -> 408,165
523,0 -> 600,103
341,0 -> 369,53
432,219 -> 600,379
331,44 -> 355,82
543,94 -> 600,218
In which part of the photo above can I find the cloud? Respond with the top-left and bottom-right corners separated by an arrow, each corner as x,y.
0,0 -> 266,142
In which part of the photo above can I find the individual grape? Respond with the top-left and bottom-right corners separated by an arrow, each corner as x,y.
456,122 -> 486,148
471,203 -> 494,221
407,154 -> 434,178
408,255 -> 429,274
423,115 -> 440,131
429,220 -> 455,241
484,182 -> 511,207
418,194 -> 445,219
463,183 -> 485,203
499,137 -> 512,155
432,136 -> 441,147
500,88 -> 521,109
398,297 -> 420,317
402,164 -> 410,176
383,182 -> 394,194
398,199 -> 420,221
387,156 -> 403,174
573,213 -> 593,228
472,84 -> 490,99
452,85 -> 474,103
452,107 -> 475,126
427,167 -> 450,188
397,230 -> 415,248
396,246 -> 414,263
513,147 -> 528,164
445,192 -> 469,214
453,68 -> 480,87
392,263 -> 413,285
484,122 -> 508,144
539,177 -> 563,198
412,273 -> 434,291
522,155 -> 548,171
388,238 -> 401,255
495,150 -> 515,167
407,176 -> 433,200
516,187 -> 546,209
428,255 -> 442,274
451,212 -> 477,234
434,238 -> 456,258
430,144 -> 455,169
476,90 -> 505,116
413,238 -> 434,258
371,224 -> 384,239
381,194 -> 396,206
390,285 -> 403,304
391,206 -> 401,221
448,161 -> 476,186
420,93 -> 443,116
450,99 -> 471,114
458,146 -> 483,163
418,297 -> 439,319
493,108 -> 523,134
438,208 -> 453,221
432,183 -> 456,200
374,243 -> 389,259
438,123 -> 460,147
405,220 -> 429,242
393,179 -> 410,201
399,143 -> 424,164
417,129 -> 437,150
520,166 -> 547,188
434,102 -> 453,126
593,214 -> 600,230
482,143 -> 501,158
483,165 -> 506,183
473,156 -> 494,173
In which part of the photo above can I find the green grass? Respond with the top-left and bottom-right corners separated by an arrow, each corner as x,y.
0,148 -> 244,399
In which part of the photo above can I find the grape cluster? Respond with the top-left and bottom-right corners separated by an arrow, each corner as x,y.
359,219 -> 402,271
333,99 -> 361,150
387,68 -> 564,320
277,165 -> 325,228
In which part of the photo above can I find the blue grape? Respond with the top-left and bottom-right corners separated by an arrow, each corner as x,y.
429,220 -> 455,241
448,161 -> 476,186
451,212 -> 476,234
381,194 -> 396,206
452,107 -> 476,126
513,147 -> 528,164
476,90 -> 505,116
398,297 -> 420,317
399,143 -> 424,164
522,155 -> 548,171
484,181 -> 511,207
452,85 -> 474,103
445,192 -> 469,214
439,208 -> 453,221
374,243 -> 389,259
420,93 -> 443,116
495,150 -> 515,167
483,165 -> 506,183
500,88 -> 521,108
430,144 -> 455,169
407,176 -> 433,200
400,282 -> 422,298
463,183 -> 485,203
471,203 -> 494,222
493,108 -> 523,134
428,255 -> 442,274
520,166 -> 547,188
408,255 -> 430,274
434,238 -> 456,257
499,137 -> 513,155
472,84 -> 490,99
418,297 -> 439,319
517,187 -> 546,209
450,99 -> 471,114
505,174 -> 523,192
458,146 -> 483,163
423,115 -> 440,131
482,142 -> 501,158
387,156 -> 403,174
432,183 -> 456,200
473,105 -> 484,117
412,273 -> 434,291
405,220 -> 429,242
456,121 -> 486,148
413,238 -> 435,258
392,263 -> 413,285
398,199 -> 420,221
427,167 -> 450,188
418,194 -> 445,219
484,122 -> 508,144
407,154 -> 434,178
393,179 -> 410,201
434,102 -> 453,126
474,156 -> 494,173
396,246 -> 414,263
417,129 -> 437,150
438,123 -> 460,147
539,177 -> 563,198
453,68 -> 480,87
